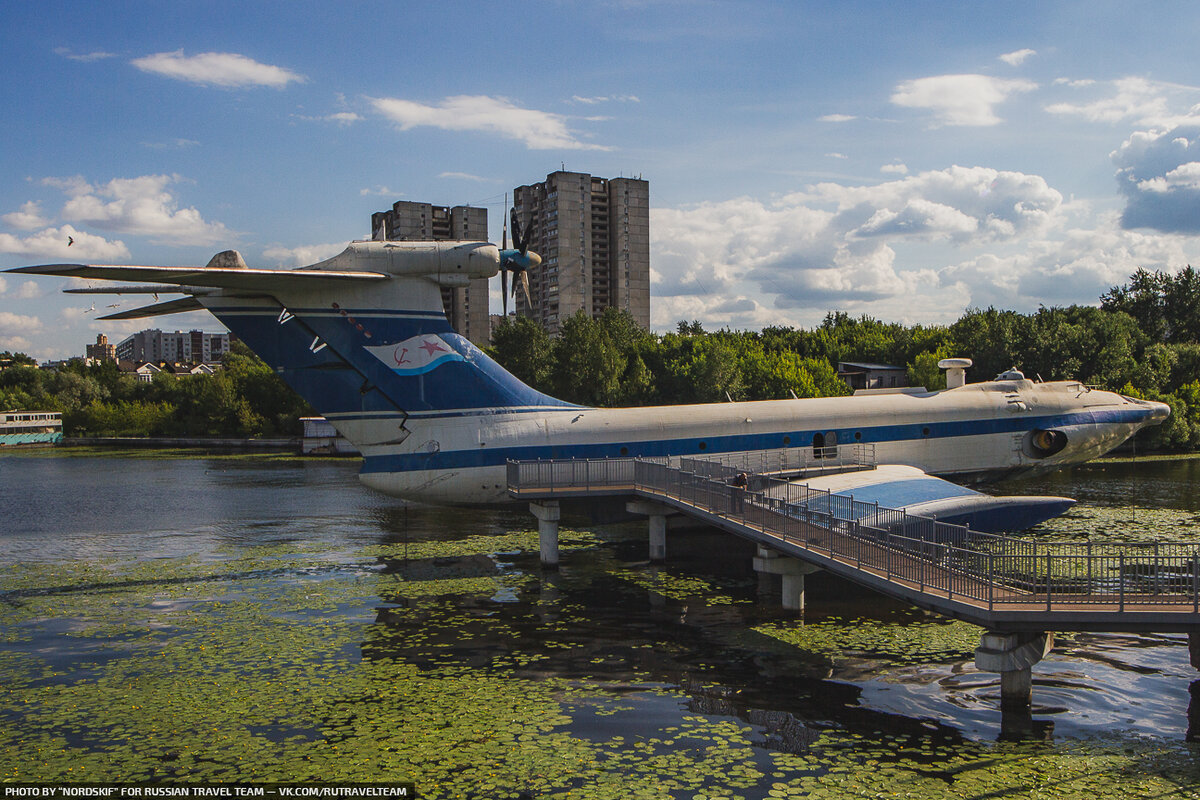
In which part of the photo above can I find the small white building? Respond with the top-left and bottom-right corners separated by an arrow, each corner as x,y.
300,417 -> 359,455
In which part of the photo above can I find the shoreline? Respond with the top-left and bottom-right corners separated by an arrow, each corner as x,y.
63,435 -> 301,451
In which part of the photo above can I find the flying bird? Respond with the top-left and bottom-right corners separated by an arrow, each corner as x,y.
67,236 -> 74,247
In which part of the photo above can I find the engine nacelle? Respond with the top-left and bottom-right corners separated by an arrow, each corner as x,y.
306,240 -> 500,281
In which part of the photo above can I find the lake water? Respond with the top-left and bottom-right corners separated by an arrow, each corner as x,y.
1,450 -> 1199,798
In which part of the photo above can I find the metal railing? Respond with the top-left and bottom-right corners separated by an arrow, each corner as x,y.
508,452 -> 1200,612
678,443 -> 875,479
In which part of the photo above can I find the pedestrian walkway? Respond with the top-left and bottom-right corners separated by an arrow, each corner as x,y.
508,448 -> 1200,633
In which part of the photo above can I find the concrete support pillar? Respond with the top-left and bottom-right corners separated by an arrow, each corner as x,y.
530,501 -> 561,567
649,514 -> 666,562
753,547 -> 821,613
626,501 -> 674,563
781,573 -> 806,611
975,631 -> 1054,712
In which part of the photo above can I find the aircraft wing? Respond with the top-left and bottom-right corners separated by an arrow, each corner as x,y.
780,464 -> 1074,533
5,263 -> 389,291
98,297 -> 207,320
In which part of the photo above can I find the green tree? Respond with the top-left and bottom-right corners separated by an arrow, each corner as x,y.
1102,268 -> 1169,342
663,336 -> 744,403
551,312 -> 625,406
488,316 -> 554,394
949,307 -> 1033,380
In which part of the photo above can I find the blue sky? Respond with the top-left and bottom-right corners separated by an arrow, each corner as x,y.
6,1 -> 1200,360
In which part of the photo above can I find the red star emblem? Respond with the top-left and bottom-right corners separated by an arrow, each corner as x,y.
419,339 -> 447,356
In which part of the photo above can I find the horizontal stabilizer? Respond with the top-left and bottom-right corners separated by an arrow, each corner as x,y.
99,297 -> 206,320
6,263 -> 389,291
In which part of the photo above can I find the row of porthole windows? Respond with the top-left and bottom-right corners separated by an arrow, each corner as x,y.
611,427 -> 934,459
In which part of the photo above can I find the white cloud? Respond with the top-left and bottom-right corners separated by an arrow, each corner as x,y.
3,201 -> 50,230
368,95 -> 612,150
943,216 -> 1191,308
818,114 -> 856,123
41,175 -> 93,196
891,74 -> 1037,126
1053,78 -> 1096,88
54,47 -> 116,62
360,186 -> 399,197
569,95 -> 640,104
647,165 -> 1072,329
0,311 -> 43,338
825,152 -> 848,160
999,48 -> 1036,66
295,112 -> 362,125
262,242 -> 347,266
1112,122 -> 1200,232
880,163 -> 908,175
141,138 -> 201,150
131,50 -> 305,88
438,172 -> 495,182
13,281 -> 41,300
1045,77 -> 1179,125
1137,162 -> 1200,193
796,165 -> 1063,242
0,225 -> 130,260
0,336 -> 35,355
53,174 -> 230,246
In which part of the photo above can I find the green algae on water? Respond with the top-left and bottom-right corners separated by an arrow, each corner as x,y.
2,531 -> 1199,798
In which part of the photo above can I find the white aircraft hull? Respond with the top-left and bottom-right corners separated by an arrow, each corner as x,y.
351,381 -> 1163,505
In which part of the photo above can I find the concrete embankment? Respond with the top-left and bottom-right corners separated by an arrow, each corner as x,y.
63,436 -> 302,452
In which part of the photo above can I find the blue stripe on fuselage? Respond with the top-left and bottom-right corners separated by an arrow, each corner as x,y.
358,406 -> 1145,474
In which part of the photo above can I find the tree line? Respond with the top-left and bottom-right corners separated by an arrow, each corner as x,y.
0,342 -> 311,438
3,267 -> 1199,448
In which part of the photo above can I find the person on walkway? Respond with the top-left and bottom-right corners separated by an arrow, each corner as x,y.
730,471 -> 748,515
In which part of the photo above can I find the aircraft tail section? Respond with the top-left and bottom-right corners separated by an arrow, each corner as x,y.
7,242 -> 577,453
198,284 -> 574,433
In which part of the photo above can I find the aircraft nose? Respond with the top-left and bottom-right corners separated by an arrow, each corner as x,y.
1128,396 -> 1171,424
1148,399 -> 1171,422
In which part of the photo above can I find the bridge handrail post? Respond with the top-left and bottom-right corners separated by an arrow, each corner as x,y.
1154,542 -> 1161,596
988,552 -> 994,611
886,533 -> 893,581
1119,552 -> 1125,612
1194,550 -> 1199,613
854,520 -> 861,568
946,544 -> 953,600
919,536 -> 925,591
1046,552 -> 1052,611
1087,540 -> 1093,595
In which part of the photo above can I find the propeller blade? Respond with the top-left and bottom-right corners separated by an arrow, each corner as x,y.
510,209 -> 527,255
520,271 -> 531,309
501,267 -> 509,317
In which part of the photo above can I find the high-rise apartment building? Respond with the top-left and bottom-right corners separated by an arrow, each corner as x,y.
512,171 -> 650,335
370,201 -> 491,346
116,330 -> 230,364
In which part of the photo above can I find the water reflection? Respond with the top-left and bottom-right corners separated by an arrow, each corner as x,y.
3,451 -> 1200,792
